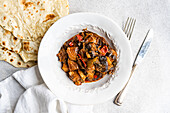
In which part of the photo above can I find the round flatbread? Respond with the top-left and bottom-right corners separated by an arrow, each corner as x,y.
0,0 -> 69,67
0,46 -> 37,68
0,0 -> 69,41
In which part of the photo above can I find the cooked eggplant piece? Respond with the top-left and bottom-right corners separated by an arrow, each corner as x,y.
95,64 -> 103,72
67,47 -> 78,61
78,70 -> 86,82
86,52 -> 91,58
99,56 -> 109,72
99,56 -> 107,64
87,57 -> 98,68
57,47 -> 67,62
57,29 -> 117,86
86,64 -> 95,81
106,56 -> 112,66
89,51 -> 98,58
77,57 -> 84,69
85,36 -> 97,44
101,61 -> 108,72
79,49 -> 85,58
62,63 -> 69,72
89,43 -> 97,51
86,72 -> 94,81
68,59 -> 79,71
69,71 -> 83,85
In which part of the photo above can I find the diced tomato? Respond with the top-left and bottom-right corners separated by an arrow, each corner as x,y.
78,54 -> 87,67
69,42 -> 73,46
100,45 -> 108,56
94,75 -> 98,79
76,34 -> 83,41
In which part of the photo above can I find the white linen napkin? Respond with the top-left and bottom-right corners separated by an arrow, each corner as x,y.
0,66 -> 93,113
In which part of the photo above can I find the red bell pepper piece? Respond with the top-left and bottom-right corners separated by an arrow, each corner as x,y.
78,54 -> 86,67
94,75 -> 98,79
100,45 -> 108,56
76,34 -> 83,41
69,42 -> 73,46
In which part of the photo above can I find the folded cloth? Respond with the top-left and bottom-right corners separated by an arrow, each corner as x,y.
0,76 -> 25,113
0,66 -> 93,113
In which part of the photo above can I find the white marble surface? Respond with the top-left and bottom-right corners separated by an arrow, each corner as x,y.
0,0 -> 170,112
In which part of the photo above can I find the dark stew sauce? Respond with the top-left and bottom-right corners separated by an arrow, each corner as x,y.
57,29 -> 117,86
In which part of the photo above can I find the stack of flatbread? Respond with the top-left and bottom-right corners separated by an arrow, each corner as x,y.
0,0 -> 69,67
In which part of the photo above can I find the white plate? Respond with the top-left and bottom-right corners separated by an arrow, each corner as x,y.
38,13 -> 133,105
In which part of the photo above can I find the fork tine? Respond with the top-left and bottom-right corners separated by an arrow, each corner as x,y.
129,19 -> 136,40
123,17 -> 136,40
125,18 -> 132,35
123,17 -> 129,32
127,18 -> 134,39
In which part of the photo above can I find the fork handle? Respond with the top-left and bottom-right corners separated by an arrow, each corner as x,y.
114,64 -> 137,106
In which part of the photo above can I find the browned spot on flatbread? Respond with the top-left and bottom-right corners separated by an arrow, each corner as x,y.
18,35 -> 23,39
23,42 -> 29,45
24,2 -> 34,8
66,5 -> 69,8
6,31 -> 10,34
18,62 -> 21,65
7,51 -> 12,56
40,14 -> 41,16
40,9 -> 45,11
34,50 -> 38,53
9,50 -> 14,52
11,47 -> 14,50
4,4 -> 6,7
15,26 -> 18,28
37,2 -> 40,5
31,14 -> 33,16
29,12 -> 31,14
4,16 -> 6,20
8,52 -> 11,56
4,30 -> 10,36
43,14 -> 56,22
2,41 -> 5,46
36,10 -> 38,13
21,0 -> 26,4
43,1 -> 45,3
33,7 -> 36,9
10,59 -> 14,62
15,50 -> 18,53
23,42 -> 30,51
13,37 -> 18,41
2,47 -> 7,51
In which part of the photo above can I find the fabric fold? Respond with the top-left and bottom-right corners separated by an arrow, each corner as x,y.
0,76 -> 25,113
13,66 -> 43,89
0,66 -> 94,113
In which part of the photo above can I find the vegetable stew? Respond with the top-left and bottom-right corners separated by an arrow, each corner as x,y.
57,29 -> 117,86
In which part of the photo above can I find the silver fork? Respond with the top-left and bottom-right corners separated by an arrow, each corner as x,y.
114,17 -> 136,106
123,17 -> 136,40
